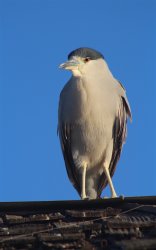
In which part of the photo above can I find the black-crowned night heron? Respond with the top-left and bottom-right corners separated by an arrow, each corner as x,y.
58,47 -> 132,199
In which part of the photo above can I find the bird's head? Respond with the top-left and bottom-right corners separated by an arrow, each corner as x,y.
59,47 -> 104,77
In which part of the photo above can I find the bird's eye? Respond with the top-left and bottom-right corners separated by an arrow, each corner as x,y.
84,57 -> 91,63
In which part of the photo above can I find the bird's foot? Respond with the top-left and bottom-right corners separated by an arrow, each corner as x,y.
103,196 -> 109,199
81,195 -> 89,200
102,193 -> 118,199
111,191 -> 118,198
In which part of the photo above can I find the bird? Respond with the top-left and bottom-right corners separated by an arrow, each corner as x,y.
58,47 -> 132,199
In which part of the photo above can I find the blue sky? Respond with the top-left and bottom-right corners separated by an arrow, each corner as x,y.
0,0 -> 155,201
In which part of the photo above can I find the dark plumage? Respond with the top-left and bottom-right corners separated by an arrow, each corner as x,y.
68,47 -> 104,60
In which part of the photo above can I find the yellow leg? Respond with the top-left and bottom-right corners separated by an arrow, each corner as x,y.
81,162 -> 87,199
103,163 -> 117,198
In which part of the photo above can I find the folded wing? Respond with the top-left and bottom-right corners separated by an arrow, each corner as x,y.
97,81 -> 132,197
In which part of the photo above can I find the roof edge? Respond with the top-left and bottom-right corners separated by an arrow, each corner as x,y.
0,196 -> 156,213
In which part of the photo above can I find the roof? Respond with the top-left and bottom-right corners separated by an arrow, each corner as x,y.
0,196 -> 156,249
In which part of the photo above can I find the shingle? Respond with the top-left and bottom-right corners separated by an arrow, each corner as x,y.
38,232 -> 85,241
115,238 -> 156,250
4,215 -> 25,224
4,223 -> 52,236
65,208 -> 121,218
0,218 -> 3,225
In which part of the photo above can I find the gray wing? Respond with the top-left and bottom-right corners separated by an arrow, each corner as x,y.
97,81 -> 132,197
58,93 -> 81,195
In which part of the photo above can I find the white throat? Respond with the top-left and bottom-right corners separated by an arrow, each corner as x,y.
72,69 -> 82,77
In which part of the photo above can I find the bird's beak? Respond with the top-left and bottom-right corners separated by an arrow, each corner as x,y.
59,58 -> 80,70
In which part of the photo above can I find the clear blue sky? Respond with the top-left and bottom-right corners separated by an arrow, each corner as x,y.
0,0 -> 155,201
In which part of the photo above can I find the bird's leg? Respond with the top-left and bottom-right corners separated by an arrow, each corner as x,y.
81,162 -> 87,199
103,163 -> 117,198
